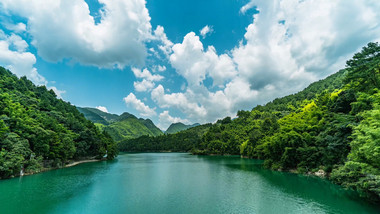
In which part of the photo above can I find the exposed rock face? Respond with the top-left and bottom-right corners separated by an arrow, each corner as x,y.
314,169 -> 326,178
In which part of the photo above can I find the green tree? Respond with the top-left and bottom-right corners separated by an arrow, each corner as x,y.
345,42 -> 380,92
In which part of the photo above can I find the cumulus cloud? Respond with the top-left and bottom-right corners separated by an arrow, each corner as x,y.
151,84 -> 207,120
170,32 -> 237,87
132,67 -> 163,82
150,78 -> 259,124
158,110 -> 189,130
159,0 -> 380,125
233,0 -> 380,96
123,93 -> 156,117
200,25 -> 214,38
0,31 -> 47,85
134,79 -> 155,92
162,32 -> 260,123
132,67 -> 163,92
96,106 -> 108,113
154,25 -> 173,57
0,0 -> 154,68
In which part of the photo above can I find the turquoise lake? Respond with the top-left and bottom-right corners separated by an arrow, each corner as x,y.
0,153 -> 379,214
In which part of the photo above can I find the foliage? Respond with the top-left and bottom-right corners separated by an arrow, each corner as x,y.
0,67 -> 118,178
331,94 -> 380,200
344,42 -> 380,92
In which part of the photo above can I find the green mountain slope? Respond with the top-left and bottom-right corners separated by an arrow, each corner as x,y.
103,117 -> 162,141
258,69 -> 347,113
0,67 -> 118,179
165,122 -> 200,134
87,108 -> 119,122
77,107 -> 109,125
77,107 -> 120,124
77,107 -> 163,141
116,112 -> 137,121
139,118 -> 163,136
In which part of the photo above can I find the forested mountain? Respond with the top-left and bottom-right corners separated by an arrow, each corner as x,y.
77,107 -> 110,125
77,107 -> 163,142
120,42 -> 380,201
0,68 -> 118,179
77,107 -> 119,125
165,122 -> 200,134
119,123 -> 212,152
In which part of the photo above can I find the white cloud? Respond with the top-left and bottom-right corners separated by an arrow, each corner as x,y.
150,79 -> 259,124
170,32 -> 237,87
0,31 -> 47,85
96,106 -> 108,113
200,25 -> 213,38
132,67 -> 163,92
156,65 -> 166,72
123,93 -> 156,117
154,25 -> 173,57
162,32 -> 259,123
7,34 -> 28,52
134,79 -> 155,92
132,67 -> 163,82
0,0 -> 154,68
158,110 -> 189,130
4,22 -> 26,33
233,0 -> 380,95
240,1 -> 255,14
151,84 -> 207,120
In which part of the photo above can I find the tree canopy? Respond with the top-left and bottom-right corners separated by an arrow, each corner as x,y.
0,67 -> 118,179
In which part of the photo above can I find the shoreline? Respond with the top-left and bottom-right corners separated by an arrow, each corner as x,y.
64,159 -> 103,168
15,158 -> 105,179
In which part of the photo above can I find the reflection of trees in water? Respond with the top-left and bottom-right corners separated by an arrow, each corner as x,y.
2,159 -> 116,214
220,157 -> 378,213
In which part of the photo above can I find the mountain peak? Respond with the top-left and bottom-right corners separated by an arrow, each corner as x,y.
165,122 -> 200,134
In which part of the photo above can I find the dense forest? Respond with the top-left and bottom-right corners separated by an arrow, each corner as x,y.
120,42 -> 380,201
119,123 -> 211,152
0,68 -> 118,179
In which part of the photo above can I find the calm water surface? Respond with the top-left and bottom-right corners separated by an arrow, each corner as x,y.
0,153 -> 379,214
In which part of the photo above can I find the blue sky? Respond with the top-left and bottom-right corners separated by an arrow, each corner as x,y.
1,0 -> 380,130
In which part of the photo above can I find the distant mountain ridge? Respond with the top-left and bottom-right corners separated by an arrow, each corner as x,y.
165,122 -> 200,134
77,107 -> 163,141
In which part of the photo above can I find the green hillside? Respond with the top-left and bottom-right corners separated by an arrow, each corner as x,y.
0,67 -> 118,179
77,107 -> 163,141
77,107 -> 120,124
165,122 -> 200,134
139,118 -> 163,136
118,42 -> 380,201
103,117 -> 162,141
77,107 -> 109,125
